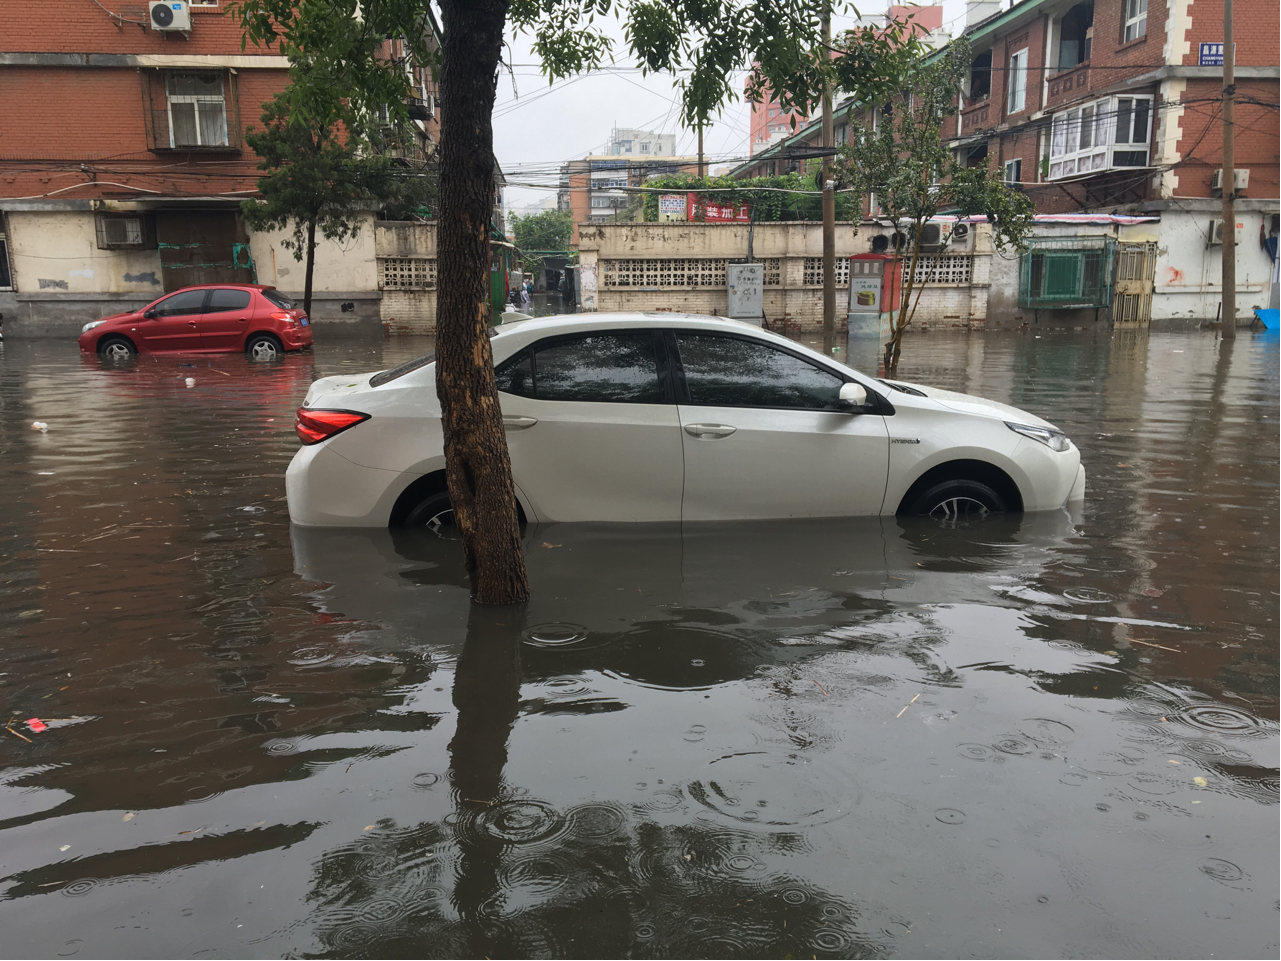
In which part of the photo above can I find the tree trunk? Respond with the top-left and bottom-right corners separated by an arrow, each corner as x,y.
303,215 -> 316,318
885,234 -> 922,375
436,0 -> 529,605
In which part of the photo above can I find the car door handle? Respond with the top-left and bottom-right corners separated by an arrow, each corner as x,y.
684,423 -> 737,438
188,321 -> 198,327
503,415 -> 539,430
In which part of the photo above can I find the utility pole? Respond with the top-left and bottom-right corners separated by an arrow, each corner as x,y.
1220,0 -> 1236,339
697,122 -> 705,180
821,2 -> 836,341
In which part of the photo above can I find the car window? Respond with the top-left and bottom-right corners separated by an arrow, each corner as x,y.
205,289 -> 252,313
674,333 -> 844,410
262,289 -> 295,309
152,289 -> 207,317
494,332 -> 662,403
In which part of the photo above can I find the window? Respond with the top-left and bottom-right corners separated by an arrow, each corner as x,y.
205,288 -> 252,313
166,73 -> 229,147
0,229 -> 12,290
1007,49 -> 1028,114
494,332 -> 663,404
263,289 -> 296,309
152,289 -> 207,317
1123,0 -> 1146,42
379,257 -> 437,289
95,214 -> 154,250
1057,1 -> 1094,70
674,333 -> 844,411
1004,158 -> 1023,184
640,142 -> 650,153
969,50 -> 992,101
1047,96 -> 1151,178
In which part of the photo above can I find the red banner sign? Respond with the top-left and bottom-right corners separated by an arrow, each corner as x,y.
686,193 -> 751,223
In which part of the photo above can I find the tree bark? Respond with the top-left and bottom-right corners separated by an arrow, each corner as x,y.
436,0 -> 530,604
303,215 -> 316,317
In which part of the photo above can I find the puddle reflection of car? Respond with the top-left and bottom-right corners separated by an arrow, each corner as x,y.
78,284 -> 312,361
286,314 -> 1085,527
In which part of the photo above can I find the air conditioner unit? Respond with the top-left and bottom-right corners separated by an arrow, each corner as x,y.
1210,169 -> 1251,191
149,0 -> 191,31
948,222 -> 974,251
918,222 -> 947,252
1207,219 -> 1242,245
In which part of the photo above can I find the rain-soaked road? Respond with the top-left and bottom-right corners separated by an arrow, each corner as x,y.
0,327 -> 1276,959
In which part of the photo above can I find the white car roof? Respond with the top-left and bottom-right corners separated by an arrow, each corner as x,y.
492,312 -> 804,353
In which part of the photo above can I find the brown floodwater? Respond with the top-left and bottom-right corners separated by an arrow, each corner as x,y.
0,327 -> 1276,959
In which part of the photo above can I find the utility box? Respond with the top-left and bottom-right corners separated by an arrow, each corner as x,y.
727,263 -> 765,324
847,254 -> 902,338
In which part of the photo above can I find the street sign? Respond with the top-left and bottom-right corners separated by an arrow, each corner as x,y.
686,194 -> 751,223
1198,42 -> 1235,66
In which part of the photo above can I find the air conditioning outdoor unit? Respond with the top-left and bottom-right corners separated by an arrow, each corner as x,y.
149,0 -> 191,31
1210,169 -> 1250,191
950,222 -> 972,250
1207,219 -> 1243,245
918,222 -> 947,252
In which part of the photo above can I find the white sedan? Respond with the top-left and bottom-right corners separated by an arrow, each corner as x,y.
286,313 -> 1084,528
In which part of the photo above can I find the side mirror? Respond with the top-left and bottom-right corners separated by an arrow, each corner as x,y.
143,309 -> 158,319
839,382 -> 868,410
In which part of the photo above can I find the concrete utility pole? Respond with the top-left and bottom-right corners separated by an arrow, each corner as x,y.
1220,0 -> 1236,339
697,122 -> 705,180
821,3 -> 836,340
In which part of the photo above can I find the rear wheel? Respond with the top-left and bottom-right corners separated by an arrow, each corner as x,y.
98,336 -> 136,360
401,491 -> 457,536
907,479 -> 1008,521
246,333 -> 283,362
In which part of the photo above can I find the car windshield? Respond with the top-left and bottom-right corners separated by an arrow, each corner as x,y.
370,353 -> 435,388
263,289 -> 296,310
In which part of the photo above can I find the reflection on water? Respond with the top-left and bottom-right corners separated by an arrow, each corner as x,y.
0,329 -> 1276,958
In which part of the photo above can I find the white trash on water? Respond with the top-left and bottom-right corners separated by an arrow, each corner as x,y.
30,421 -> 48,432
185,378 -> 196,388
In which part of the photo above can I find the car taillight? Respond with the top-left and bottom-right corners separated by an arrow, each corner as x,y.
295,407 -> 369,445
270,311 -> 295,323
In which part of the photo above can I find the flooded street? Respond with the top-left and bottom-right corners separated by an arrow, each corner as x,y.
0,328 -> 1276,958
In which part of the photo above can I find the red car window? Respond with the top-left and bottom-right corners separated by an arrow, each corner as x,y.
206,289 -> 252,313
152,289 -> 207,317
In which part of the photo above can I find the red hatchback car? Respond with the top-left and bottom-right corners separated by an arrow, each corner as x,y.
78,284 -> 313,361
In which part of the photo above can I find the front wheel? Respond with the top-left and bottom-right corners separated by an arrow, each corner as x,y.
907,479 -> 1008,521
246,334 -> 283,362
98,336 -> 136,360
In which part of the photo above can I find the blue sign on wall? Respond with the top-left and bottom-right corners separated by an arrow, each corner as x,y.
1198,42 -> 1235,66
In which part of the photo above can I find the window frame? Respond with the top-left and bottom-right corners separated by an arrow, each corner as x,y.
164,72 -> 230,149
95,213 -> 156,250
667,329 -> 858,412
494,329 -> 675,405
1007,48 -> 1029,115
1004,158 -> 1023,184
1122,0 -> 1146,42
0,227 -> 12,291
1046,95 -> 1153,180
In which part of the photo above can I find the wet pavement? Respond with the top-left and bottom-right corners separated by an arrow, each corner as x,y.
0,327 -> 1277,959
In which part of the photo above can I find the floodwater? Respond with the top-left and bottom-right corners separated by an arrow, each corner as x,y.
0,327 -> 1276,959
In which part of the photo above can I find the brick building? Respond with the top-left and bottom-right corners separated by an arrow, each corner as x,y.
0,0 -> 440,336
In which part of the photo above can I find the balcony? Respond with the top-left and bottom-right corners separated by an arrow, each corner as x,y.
960,95 -> 992,133
1046,63 -> 1091,109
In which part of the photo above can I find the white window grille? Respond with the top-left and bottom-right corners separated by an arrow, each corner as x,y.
379,258 -> 437,289
1123,0 -> 1146,42
802,258 -> 852,286
1047,96 -> 1151,180
1007,49 -> 1028,114
903,255 -> 973,285
166,73 -> 229,147
601,258 -> 780,289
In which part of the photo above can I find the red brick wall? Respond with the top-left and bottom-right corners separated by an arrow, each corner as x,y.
1089,0 -> 1168,80
1173,78 -> 1280,199
1176,0 -> 1279,66
4,1 -> 276,56
992,17 -> 1048,124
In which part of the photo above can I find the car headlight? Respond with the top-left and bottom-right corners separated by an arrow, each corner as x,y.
1006,421 -> 1070,452
81,320 -> 106,334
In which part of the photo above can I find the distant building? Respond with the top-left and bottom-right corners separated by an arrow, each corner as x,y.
604,128 -> 677,157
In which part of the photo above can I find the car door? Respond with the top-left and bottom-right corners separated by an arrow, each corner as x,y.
199,287 -> 254,350
138,289 -> 207,352
672,330 -> 890,520
494,329 -> 684,522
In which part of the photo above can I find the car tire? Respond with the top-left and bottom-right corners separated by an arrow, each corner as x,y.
907,479 -> 1008,521
246,334 -> 283,362
98,336 -> 136,360
401,491 -> 457,535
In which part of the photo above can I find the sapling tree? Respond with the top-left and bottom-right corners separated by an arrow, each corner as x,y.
834,38 -> 1035,374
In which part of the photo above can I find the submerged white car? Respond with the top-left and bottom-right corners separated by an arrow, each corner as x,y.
286,313 -> 1084,528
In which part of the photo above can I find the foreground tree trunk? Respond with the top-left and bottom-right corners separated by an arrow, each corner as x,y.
303,215 -> 316,317
435,0 -> 529,604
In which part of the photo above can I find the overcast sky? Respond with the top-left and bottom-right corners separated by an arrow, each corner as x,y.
492,0 -> 975,213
